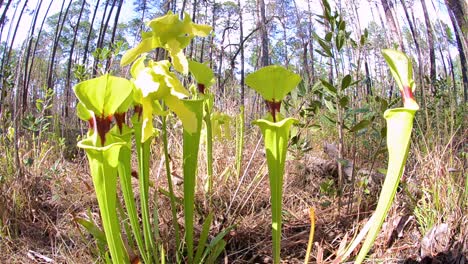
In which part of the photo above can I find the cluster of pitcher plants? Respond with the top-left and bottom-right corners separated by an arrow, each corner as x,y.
74,10 -> 418,264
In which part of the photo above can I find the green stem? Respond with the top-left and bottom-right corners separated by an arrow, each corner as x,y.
134,119 -> 155,264
118,145 -> 149,264
204,102 -> 214,198
161,114 -> 181,260
235,107 -> 245,179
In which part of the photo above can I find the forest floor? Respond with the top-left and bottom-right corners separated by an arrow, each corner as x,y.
0,125 -> 466,263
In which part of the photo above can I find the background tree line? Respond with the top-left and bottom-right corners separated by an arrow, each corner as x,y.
0,0 -> 466,135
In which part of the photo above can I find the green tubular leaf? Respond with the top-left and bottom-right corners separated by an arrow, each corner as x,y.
111,125 -> 150,264
131,114 -> 155,262
381,49 -> 412,92
77,137 -> 129,264
355,108 -> 416,263
74,217 -> 107,245
188,60 -> 215,88
245,65 -> 301,102
73,74 -> 133,117
204,101 -> 214,195
161,114 -> 181,262
181,99 -> 204,263
381,49 -> 419,109
253,117 -> 298,264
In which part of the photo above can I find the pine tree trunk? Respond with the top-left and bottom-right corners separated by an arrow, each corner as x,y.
258,0 -> 269,67
65,0 -> 87,118
381,0 -> 405,51
445,0 -> 468,102
420,0 -> 437,96
82,0 -> 101,65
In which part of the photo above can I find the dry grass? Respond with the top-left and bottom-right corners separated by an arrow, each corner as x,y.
0,119 -> 466,263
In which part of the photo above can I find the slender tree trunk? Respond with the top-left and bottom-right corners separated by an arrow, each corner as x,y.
0,0 -> 12,27
3,0 -> 28,117
22,0 -> 44,112
25,0 -> 54,105
65,0 -> 87,118
105,0 -> 123,70
381,0 -> 405,51
188,0 -> 198,59
93,0 -> 115,76
198,3 -> 208,61
82,0 -> 100,65
209,2 -> 216,69
0,0 -> 20,116
446,0 -> 468,102
47,0 -> 71,90
258,0 -> 269,67
444,0 -> 467,47
400,0 -> 426,108
420,0 -> 437,96
307,0 -> 315,83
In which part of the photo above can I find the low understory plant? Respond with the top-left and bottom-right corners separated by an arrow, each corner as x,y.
246,65 -> 301,264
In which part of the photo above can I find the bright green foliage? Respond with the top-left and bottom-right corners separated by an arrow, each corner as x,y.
78,137 -> 129,264
345,49 -> 418,263
121,11 -> 212,74
130,55 -> 198,142
73,74 -> 133,119
382,49 -> 419,109
247,65 -> 301,264
188,60 -> 215,88
180,99 -> 204,263
245,65 -> 301,102
74,74 -> 134,264
253,117 -> 298,264
382,49 -> 414,92
73,10 -> 227,263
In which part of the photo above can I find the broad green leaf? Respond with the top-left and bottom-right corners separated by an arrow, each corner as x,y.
317,37 -> 333,57
324,99 -> 336,114
121,36 -> 162,67
341,74 -> 352,91
320,79 -> 337,96
349,119 -> 370,132
164,96 -> 201,135
336,30 -> 345,51
245,65 -> 301,102
73,74 -> 133,117
188,60 -> 215,88
339,96 -> 349,108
